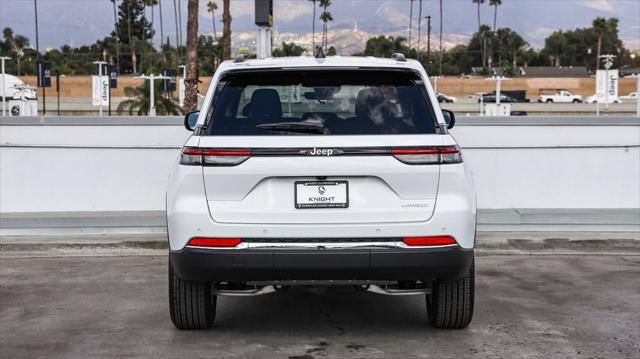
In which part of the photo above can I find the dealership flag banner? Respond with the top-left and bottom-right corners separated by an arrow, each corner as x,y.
595,69 -> 619,103
91,75 -> 109,106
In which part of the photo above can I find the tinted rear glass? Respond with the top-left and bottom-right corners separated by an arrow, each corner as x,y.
204,69 -> 438,136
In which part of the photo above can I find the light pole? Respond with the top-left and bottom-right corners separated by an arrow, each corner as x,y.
93,61 -> 108,116
137,74 -> 170,116
1,56 -> 11,116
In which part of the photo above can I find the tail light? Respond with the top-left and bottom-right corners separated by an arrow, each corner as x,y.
180,147 -> 251,166
187,237 -> 242,248
392,146 -> 462,165
402,236 -> 457,246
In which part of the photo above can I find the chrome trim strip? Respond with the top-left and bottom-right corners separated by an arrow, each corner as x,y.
367,285 -> 431,296
186,242 -> 458,250
212,285 -> 276,297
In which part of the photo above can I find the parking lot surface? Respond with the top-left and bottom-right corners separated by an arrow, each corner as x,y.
1,255 -> 638,358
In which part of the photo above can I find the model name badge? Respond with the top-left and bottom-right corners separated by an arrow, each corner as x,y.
301,148 -> 344,156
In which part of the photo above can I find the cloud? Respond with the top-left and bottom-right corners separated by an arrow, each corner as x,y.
581,0 -> 615,13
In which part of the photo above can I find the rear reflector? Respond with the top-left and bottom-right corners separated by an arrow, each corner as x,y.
188,237 -> 242,248
392,146 -> 462,165
402,236 -> 457,246
180,147 -> 251,166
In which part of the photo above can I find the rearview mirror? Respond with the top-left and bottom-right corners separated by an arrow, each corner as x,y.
184,111 -> 199,131
442,109 -> 456,129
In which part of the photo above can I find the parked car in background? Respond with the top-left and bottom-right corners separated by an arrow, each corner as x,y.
620,92 -> 638,102
436,93 -> 457,103
537,89 -> 582,103
584,95 -> 622,104
479,93 -> 520,103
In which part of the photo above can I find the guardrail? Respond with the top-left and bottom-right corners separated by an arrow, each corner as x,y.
1,116 -> 639,233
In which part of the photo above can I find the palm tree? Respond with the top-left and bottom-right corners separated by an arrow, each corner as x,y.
592,17 -> 607,70
173,0 -> 180,52
177,0 -> 183,50
438,0 -> 443,75
544,31 -> 566,67
206,1 -> 218,40
496,28 -> 526,70
472,0 -> 486,68
110,0 -> 120,73
408,0 -> 414,49
141,0 -> 158,74
479,24 -> 491,68
183,0 -> 199,113
417,0 -> 422,52
158,0 -> 164,47
222,0 -> 231,60
309,0 -> 317,51
489,0 -> 501,31
118,81 -> 181,115
319,0 -> 332,52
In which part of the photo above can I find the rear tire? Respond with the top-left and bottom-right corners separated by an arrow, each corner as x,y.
572,99 -> 581,103
427,258 -> 474,329
546,99 -> 553,103
169,261 -> 216,329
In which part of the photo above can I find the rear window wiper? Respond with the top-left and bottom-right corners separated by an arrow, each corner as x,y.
256,122 -> 325,134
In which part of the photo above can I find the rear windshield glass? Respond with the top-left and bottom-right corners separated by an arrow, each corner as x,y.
203,69 -> 438,136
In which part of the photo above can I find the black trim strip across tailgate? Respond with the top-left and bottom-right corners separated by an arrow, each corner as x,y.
200,146 -> 443,156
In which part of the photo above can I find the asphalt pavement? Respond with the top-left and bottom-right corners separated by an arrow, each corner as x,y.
1,254 -> 638,358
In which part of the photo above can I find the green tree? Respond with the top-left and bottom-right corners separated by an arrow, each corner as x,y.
118,80 -> 181,115
111,0 -> 155,74
541,17 -> 623,70
1,27 -> 30,75
197,35 -> 223,74
495,27 -> 526,73
272,42 -> 305,57
359,36 -> 410,58
542,30 -> 566,67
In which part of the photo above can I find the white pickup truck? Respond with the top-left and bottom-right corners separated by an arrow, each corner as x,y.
537,90 -> 582,103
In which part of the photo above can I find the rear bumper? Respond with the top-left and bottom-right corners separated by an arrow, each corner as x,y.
170,245 -> 474,282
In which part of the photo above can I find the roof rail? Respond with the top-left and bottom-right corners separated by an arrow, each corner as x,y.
314,46 -> 326,59
234,54 -> 247,63
391,53 -> 407,62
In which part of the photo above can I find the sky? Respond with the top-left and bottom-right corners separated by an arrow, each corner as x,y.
0,0 -> 638,51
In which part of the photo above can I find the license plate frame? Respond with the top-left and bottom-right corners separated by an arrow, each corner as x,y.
294,180 -> 349,209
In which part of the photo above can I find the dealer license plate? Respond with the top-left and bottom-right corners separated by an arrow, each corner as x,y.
294,181 -> 349,209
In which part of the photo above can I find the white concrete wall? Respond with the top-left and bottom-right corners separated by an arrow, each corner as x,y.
1,117 -> 639,214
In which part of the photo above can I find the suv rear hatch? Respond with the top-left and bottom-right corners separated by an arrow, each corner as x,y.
189,69 -> 457,225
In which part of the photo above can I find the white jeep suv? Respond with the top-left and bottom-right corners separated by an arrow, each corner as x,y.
167,55 -> 476,330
